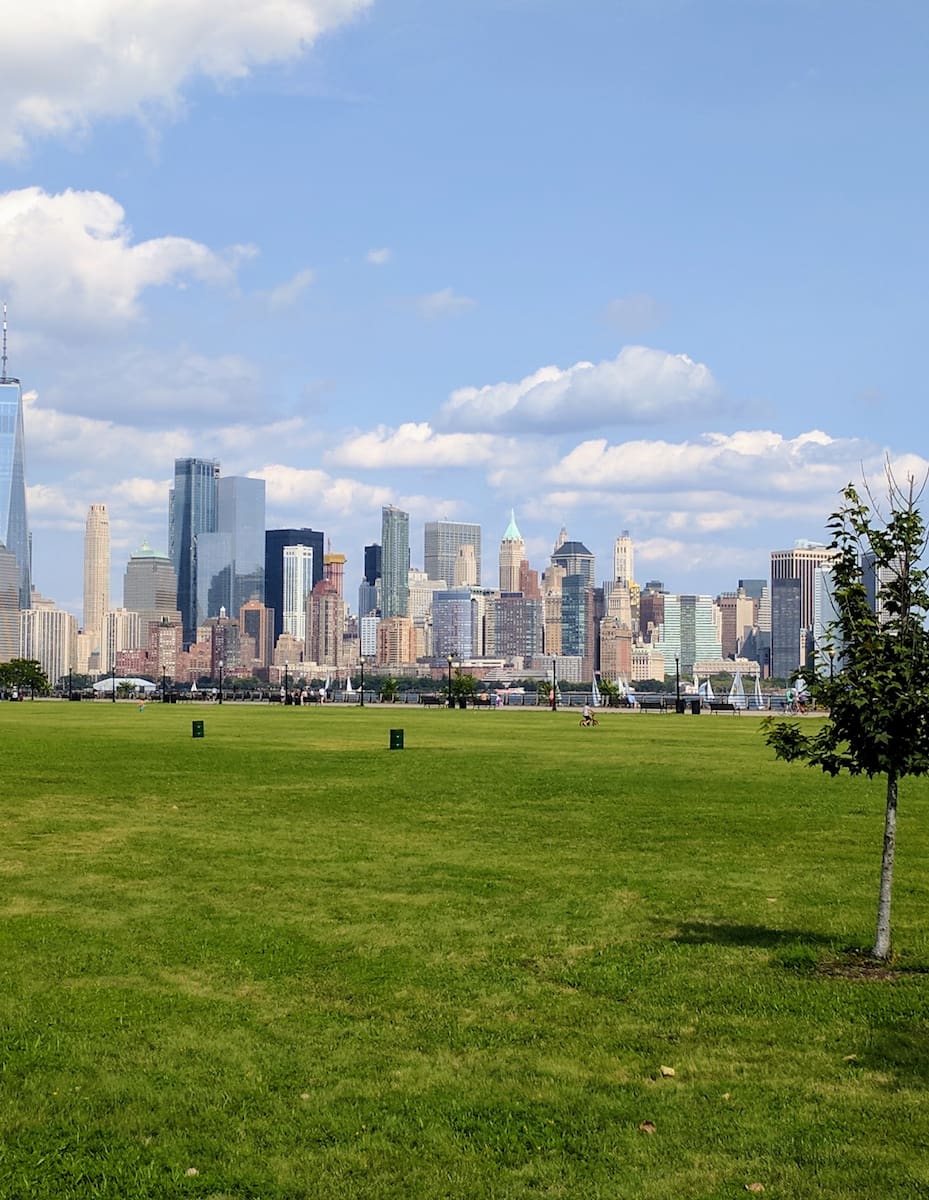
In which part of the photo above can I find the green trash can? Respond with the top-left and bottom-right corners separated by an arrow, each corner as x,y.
389,728 -> 404,751
192,720 -> 205,739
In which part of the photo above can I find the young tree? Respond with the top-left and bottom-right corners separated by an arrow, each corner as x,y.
450,669 -> 477,699
764,472 -> 929,959
598,678 -> 620,707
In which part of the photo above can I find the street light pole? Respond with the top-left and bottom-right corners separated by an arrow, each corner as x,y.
360,656 -> 365,708
218,658 -> 224,705
551,658 -> 557,711
284,661 -> 290,704
68,666 -> 72,701
675,654 -> 681,713
111,664 -> 116,704
162,666 -> 167,703
447,655 -> 453,708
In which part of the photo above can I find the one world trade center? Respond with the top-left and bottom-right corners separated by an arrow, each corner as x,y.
0,307 -> 31,609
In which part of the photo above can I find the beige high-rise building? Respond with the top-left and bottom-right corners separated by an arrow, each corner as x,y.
599,616 -> 632,681
717,589 -> 757,659
376,616 -> 415,667
83,504 -> 110,638
499,510 -> 526,593
104,608 -> 143,670
306,579 -> 345,668
323,551 -> 346,599
453,545 -> 477,587
541,562 -> 565,656
613,531 -> 634,586
21,606 -> 78,686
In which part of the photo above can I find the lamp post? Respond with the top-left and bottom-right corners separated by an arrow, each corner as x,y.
827,644 -> 835,682
111,664 -> 116,704
359,656 -> 365,708
162,666 -> 167,703
218,658 -> 224,705
675,654 -> 681,713
284,661 -> 290,705
68,666 -> 72,701
447,655 -> 453,708
551,658 -> 557,711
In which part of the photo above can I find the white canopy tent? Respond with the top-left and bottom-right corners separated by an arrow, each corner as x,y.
91,677 -> 158,693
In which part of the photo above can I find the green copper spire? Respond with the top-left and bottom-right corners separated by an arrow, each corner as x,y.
502,509 -> 523,542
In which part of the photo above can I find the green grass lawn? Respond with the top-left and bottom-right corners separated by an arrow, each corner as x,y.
2,702 -> 928,1199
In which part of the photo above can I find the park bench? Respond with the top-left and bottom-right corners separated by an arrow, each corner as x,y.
708,701 -> 739,714
638,697 -> 667,713
419,694 -> 444,706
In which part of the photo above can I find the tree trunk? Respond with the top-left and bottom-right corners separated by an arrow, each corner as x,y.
872,771 -> 898,960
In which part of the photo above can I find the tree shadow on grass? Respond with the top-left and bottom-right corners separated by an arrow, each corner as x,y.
667,921 -> 837,949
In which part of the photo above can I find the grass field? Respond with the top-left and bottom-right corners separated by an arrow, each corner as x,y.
2,702 -> 929,1199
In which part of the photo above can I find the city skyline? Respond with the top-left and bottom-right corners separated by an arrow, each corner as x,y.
1,3 -> 927,616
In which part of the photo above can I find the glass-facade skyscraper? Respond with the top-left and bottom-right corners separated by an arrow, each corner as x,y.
0,369 -> 31,609
425,520 -> 481,587
381,506 -> 410,619
195,476 -> 266,624
169,458 -> 220,645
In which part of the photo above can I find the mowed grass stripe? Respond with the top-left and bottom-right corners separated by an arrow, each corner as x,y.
1,704 -> 928,1198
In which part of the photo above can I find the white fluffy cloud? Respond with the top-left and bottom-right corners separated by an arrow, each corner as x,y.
440,346 -> 720,433
548,429 -> 874,496
366,247 -> 392,266
327,422 -> 510,469
0,0 -> 373,158
0,188 -> 252,335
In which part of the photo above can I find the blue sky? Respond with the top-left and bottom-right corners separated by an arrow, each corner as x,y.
2,0 -> 927,616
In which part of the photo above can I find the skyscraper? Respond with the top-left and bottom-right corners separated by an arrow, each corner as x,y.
195,476 -> 265,624
324,551 -> 346,599
552,535 -> 595,587
82,504 -> 110,639
124,541 -> 178,615
0,312 -> 31,608
0,544 -> 20,661
498,510 -> 526,593
364,543 -> 382,586
425,520 -> 482,586
381,506 -> 410,619
265,528 -> 324,644
282,544 -> 316,642
613,531 -> 634,586
21,605 -> 77,688
770,545 -> 839,677
170,458 -> 219,645
660,594 -> 722,674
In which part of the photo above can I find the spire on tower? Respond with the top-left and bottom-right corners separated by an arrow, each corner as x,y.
502,508 -> 523,542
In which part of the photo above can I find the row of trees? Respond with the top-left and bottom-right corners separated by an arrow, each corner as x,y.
0,659 -> 50,695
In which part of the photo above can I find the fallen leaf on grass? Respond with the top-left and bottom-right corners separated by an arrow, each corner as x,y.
659,1065 -> 676,1077
638,1121 -> 656,1134
745,1185 -> 764,1193
721,1092 -> 731,1101
843,1054 -> 858,1063
184,1167 -> 199,1177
